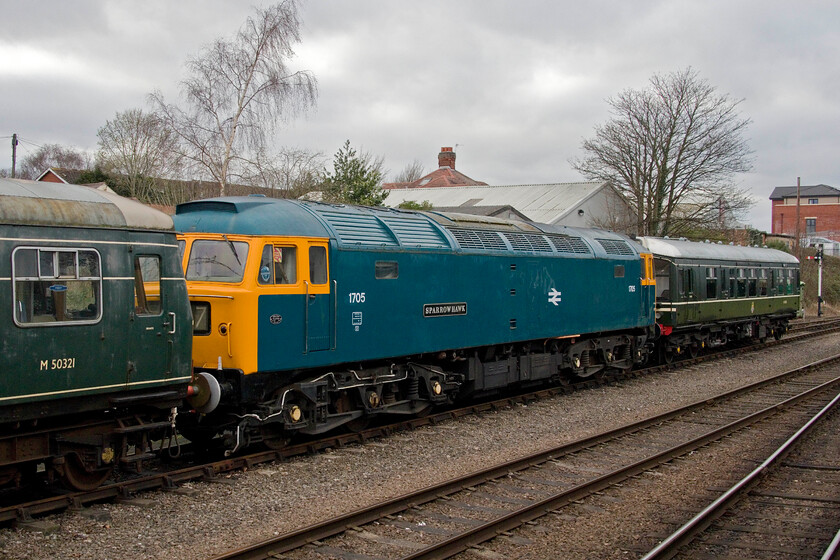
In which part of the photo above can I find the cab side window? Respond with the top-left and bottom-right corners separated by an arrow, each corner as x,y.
258,245 -> 297,285
309,246 -> 328,284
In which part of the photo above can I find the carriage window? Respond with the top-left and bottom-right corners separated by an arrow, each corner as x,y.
375,261 -> 399,279
258,245 -> 297,285
134,256 -> 162,315
309,246 -> 328,285
682,268 -> 694,297
13,248 -> 102,326
706,267 -> 717,299
186,239 -> 249,283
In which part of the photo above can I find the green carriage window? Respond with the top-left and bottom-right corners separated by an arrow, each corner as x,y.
13,247 -> 102,326
706,267 -> 717,299
134,256 -> 162,316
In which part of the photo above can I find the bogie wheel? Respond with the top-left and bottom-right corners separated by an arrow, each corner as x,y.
773,328 -> 783,341
60,453 -> 113,491
688,344 -> 699,359
257,425 -> 290,450
661,347 -> 675,364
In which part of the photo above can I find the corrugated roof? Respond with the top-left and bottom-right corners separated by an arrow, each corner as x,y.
769,184 -> 840,200
383,182 -> 607,224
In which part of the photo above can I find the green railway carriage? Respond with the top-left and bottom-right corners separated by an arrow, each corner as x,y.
637,236 -> 801,362
0,178 -> 194,489
174,197 -> 657,451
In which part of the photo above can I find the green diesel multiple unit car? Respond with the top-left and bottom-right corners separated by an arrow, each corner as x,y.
0,178 -> 195,489
638,236 -> 801,361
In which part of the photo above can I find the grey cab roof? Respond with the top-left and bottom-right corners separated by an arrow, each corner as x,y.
175,196 -> 640,258
637,236 -> 799,265
0,177 -> 173,230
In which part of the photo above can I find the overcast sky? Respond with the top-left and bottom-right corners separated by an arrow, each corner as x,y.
1,1 -> 838,231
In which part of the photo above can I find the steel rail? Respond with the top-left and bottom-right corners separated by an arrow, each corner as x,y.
2,325 -> 838,524
640,388 -> 840,560
208,354 -> 840,560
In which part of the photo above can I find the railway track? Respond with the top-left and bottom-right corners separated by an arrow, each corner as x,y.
641,391 -> 840,560
2,323 -> 838,526
209,348 -> 840,560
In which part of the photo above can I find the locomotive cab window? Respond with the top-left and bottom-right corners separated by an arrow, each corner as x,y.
134,256 -> 162,315
258,245 -> 297,285
186,239 -> 249,283
309,246 -> 328,285
13,247 -> 102,326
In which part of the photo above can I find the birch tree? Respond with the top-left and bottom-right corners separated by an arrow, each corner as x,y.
151,1 -> 317,196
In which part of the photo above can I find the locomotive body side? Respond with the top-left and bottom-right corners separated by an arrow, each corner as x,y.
0,178 -> 194,489
175,198 -> 656,449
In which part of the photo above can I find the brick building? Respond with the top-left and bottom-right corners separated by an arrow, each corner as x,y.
383,147 -> 488,189
770,184 -> 840,242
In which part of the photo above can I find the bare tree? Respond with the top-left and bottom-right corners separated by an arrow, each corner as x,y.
150,1 -> 317,196
571,68 -> 754,237
391,159 -> 426,183
243,146 -> 325,198
18,143 -> 90,180
96,108 -> 181,202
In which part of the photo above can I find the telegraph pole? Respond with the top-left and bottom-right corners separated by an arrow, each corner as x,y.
794,176 -> 801,262
11,133 -> 18,178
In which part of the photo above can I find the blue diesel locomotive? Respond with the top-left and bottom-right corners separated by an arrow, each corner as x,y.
174,197 -> 657,450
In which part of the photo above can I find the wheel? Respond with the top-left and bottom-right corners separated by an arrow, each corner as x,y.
60,453 -> 113,491
661,347 -> 675,364
343,416 -> 370,433
258,426 -> 290,450
688,344 -> 699,359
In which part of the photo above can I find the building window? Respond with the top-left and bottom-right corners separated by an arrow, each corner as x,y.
806,218 -> 817,235
808,198 -> 819,204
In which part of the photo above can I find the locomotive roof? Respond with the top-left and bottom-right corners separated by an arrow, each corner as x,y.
175,196 -> 640,258
637,236 -> 799,265
0,178 -> 173,230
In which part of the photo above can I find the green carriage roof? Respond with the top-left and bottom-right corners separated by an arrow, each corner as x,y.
0,178 -> 173,230
637,236 -> 799,265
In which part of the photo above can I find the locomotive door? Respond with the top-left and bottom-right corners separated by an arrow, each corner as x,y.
305,243 -> 333,352
128,253 -> 175,383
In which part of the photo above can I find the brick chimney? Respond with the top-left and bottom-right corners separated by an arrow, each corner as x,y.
438,147 -> 455,169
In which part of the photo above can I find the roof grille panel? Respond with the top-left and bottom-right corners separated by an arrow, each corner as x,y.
545,234 -> 591,254
447,228 -> 507,251
318,211 -> 398,246
502,232 -> 554,253
596,238 -> 634,255
379,216 -> 450,248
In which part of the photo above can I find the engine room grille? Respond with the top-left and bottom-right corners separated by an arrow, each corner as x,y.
502,232 -> 554,253
596,238 -> 635,256
545,234 -> 591,254
379,215 -> 450,248
447,229 -> 507,251
318,211 -> 398,246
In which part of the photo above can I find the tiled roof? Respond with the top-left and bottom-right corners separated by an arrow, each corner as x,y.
769,184 -> 840,199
